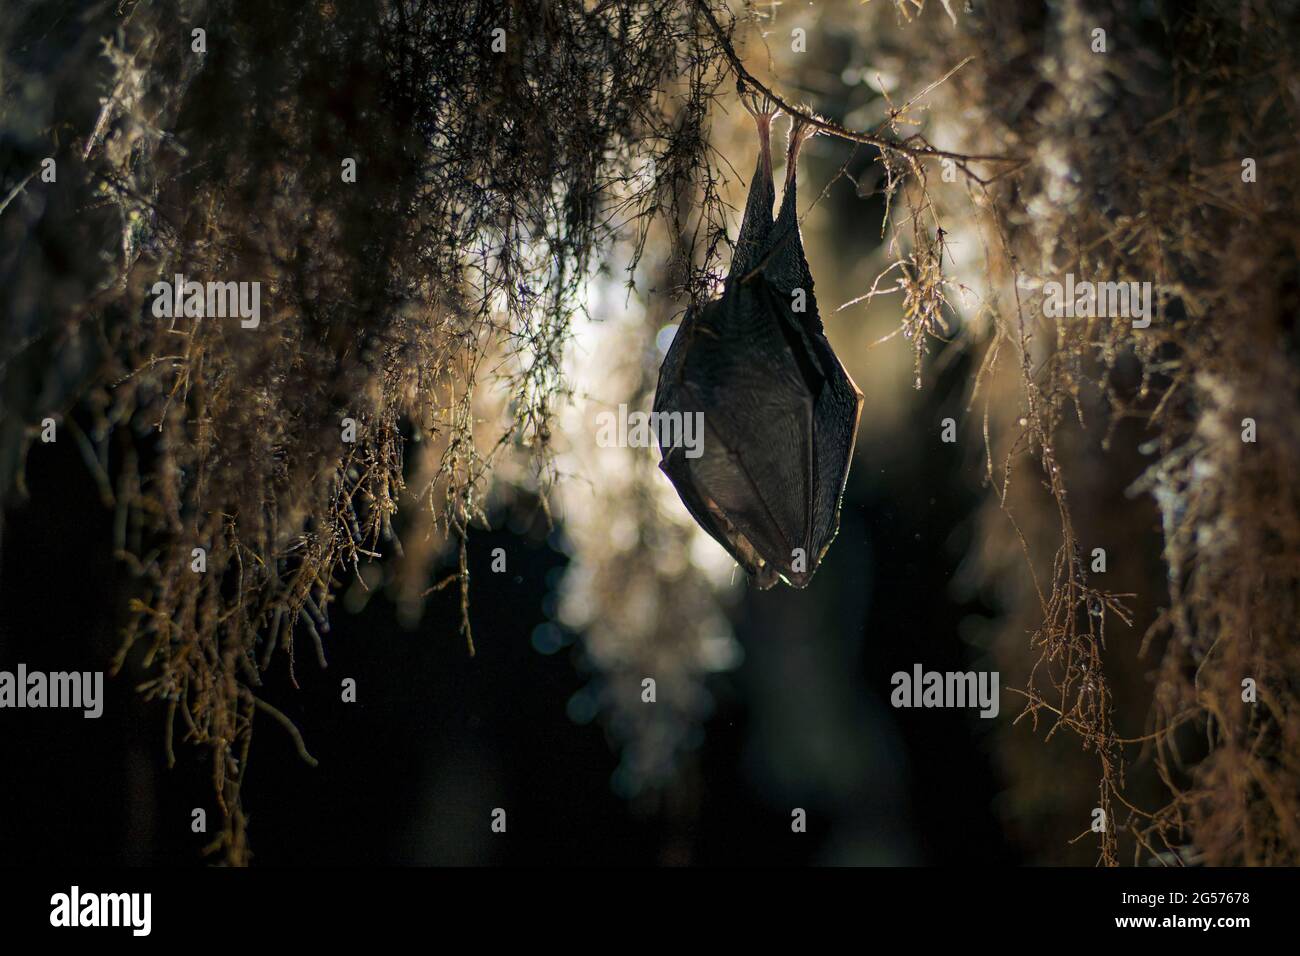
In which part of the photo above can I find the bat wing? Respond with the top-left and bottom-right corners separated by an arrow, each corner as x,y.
761,282 -> 863,571
730,152 -> 776,280
654,285 -> 818,588
802,319 -> 864,562
652,137 -> 863,588
755,183 -> 864,563
654,304 -> 783,586
764,172 -> 824,334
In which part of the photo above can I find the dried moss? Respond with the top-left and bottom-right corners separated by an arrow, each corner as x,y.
1,0 -> 743,862
888,0 -> 1300,864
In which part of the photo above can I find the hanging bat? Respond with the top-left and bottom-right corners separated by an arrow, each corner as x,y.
653,93 -> 864,589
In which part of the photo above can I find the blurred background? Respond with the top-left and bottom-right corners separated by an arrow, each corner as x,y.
0,402 -> 1010,865
4,0 -> 1296,866
0,0 -> 1013,865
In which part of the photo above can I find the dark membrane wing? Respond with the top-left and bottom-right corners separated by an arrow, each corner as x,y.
654,304 -> 698,405
654,317 -> 754,573
761,280 -> 829,393
657,446 -> 779,589
657,407 -> 811,590
763,155 -> 824,335
654,287 -> 818,586
693,401 -> 813,576
731,150 -> 776,280
808,337 -> 863,559
765,285 -> 864,569
682,285 -> 814,553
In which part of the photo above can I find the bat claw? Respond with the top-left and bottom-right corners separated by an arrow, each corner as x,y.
740,88 -> 782,130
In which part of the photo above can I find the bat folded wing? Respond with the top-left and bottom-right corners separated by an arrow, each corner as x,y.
653,281 -> 861,588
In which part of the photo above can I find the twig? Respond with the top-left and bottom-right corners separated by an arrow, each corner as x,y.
0,171 -> 35,220
249,693 -> 319,768
691,0 -> 1023,181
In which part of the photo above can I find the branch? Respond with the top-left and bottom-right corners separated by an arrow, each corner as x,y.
691,0 -> 1023,182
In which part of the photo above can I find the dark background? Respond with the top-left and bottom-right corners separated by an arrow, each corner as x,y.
0,346 -> 1013,865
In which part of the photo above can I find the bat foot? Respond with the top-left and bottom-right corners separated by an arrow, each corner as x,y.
740,87 -> 781,118
785,112 -> 822,187
740,89 -> 782,134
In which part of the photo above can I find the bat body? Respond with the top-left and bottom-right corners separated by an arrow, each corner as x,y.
654,100 -> 863,589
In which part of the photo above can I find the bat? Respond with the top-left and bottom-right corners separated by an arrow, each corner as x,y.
653,94 -> 864,589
